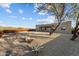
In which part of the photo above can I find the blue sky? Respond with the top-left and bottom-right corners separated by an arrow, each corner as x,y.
0,3 -> 75,28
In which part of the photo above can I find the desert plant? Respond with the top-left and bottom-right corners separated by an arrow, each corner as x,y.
30,44 -> 44,56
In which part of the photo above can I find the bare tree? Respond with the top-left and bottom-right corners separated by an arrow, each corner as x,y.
35,3 -> 75,35
69,4 -> 79,40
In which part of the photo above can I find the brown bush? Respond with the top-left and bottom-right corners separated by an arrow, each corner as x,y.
26,39 -> 33,43
0,31 -> 4,37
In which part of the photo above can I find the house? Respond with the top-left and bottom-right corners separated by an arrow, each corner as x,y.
36,21 -> 71,33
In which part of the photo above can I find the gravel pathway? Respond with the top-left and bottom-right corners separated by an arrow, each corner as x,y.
38,34 -> 79,56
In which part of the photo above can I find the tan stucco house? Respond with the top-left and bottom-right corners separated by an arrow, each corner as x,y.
36,21 -> 71,33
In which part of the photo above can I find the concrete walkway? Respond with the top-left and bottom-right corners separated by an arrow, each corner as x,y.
39,34 -> 79,56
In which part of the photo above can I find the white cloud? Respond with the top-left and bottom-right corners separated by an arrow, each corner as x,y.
22,17 -> 26,20
33,7 -> 48,15
33,4 -> 48,15
33,10 -> 36,13
38,10 -> 48,15
33,4 -> 38,13
0,3 -> 12,13
18,9 -> 23,14
29,17 -> 33,20
0,3 -> 11,9
6,9 -> 12,13
37,16 -> 56,24
22,17 -> 33,20
34,4 -> 43,9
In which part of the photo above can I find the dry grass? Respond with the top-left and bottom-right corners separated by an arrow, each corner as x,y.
28,32 -> 61,47
0,32 -> 62,56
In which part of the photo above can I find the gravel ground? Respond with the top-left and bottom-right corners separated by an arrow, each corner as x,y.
0,32 -> 79,56
38,33 -> 79,56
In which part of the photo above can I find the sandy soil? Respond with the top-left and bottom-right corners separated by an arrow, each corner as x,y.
0,32 -> 79,56
29,33 -> 61,47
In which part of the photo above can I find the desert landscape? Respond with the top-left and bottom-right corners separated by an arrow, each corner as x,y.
0,31 -> 79,56
0,31 -> 61,56
0,3 -> 79,56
